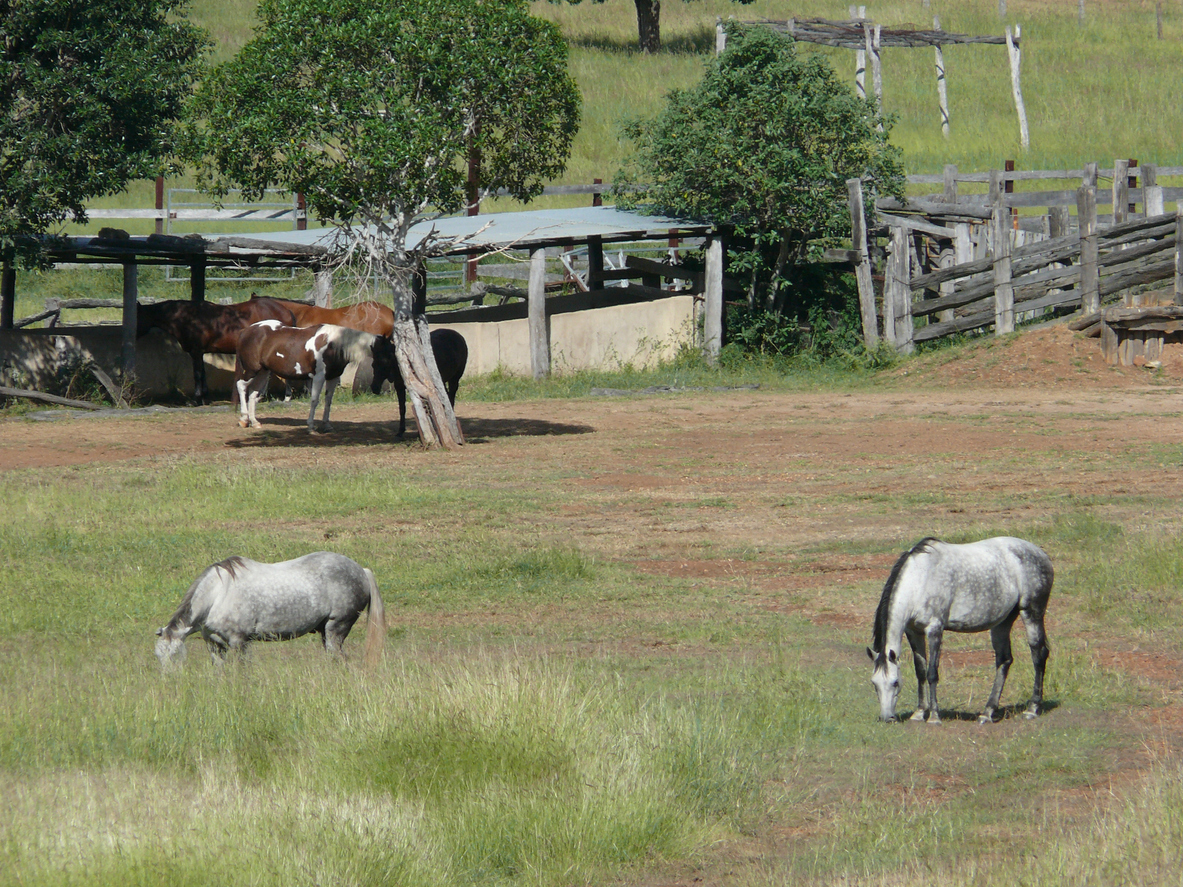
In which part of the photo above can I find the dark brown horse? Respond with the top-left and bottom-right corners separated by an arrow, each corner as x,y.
388,328 -> 468,438
234,321 -> 399,433
138,298 -> 298,403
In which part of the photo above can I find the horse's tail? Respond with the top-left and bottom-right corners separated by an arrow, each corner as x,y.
363,568 -> 386,668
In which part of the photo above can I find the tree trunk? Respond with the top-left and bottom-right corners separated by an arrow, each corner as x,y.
390,264 -> 464,449
635,0 -> 661,53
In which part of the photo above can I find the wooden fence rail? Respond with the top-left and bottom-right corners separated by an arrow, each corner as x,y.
850,161 -> 1183,358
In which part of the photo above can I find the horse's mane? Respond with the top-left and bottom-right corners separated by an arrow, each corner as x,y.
872,537 -> 939,654
166,556 -> 247,631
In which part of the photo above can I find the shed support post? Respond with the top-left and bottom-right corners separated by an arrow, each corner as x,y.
313,269 -> 333,308
586,236 -> 605,291
847,178 -> 878,350
190,258 -> 206,303
0,261 -> 13,330
122,261 -> 138,386
528,246 -> 549,379
704,235 -> 724,365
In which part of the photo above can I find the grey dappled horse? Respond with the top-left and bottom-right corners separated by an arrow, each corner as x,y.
155,552 -> 385,667
866,536 -> 1053,724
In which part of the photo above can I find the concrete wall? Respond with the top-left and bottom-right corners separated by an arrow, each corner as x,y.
0,294 -> 697,398
434,294 -> 696,376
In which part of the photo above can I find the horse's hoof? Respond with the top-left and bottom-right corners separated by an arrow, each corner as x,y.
927,713 -> 943,725
238,418 -> 249,429
978,713 -> 994,725
1023,709 -> 1040,720
909,710 -> 926,723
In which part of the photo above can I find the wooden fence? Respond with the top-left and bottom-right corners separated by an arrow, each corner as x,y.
849,161 -> 1183,360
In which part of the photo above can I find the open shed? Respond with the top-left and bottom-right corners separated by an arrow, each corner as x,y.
0,205 -> 725,397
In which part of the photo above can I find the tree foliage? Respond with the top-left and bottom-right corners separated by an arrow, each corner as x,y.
616,23 -> 904,318
184,0 -> 581,448
186,0 -> 581,284
0,0 -> 209,263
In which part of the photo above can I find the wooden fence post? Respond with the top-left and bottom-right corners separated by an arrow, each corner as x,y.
1077,183 -> 1099,316
934,16 -> 950,138
528,246 -> 549,379
1144,164 -> 1164,217
851,6 -> 867,99
704,236 -> 724,364
992,201 -> 1015,335
1005,26 -> 1029,150
1174,203 -> 1183,306
846,178 -> 878,350
884,225 -> 912,352
1112,158 -> 1130,225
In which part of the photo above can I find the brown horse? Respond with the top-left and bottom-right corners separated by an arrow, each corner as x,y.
266,298 -> 395,337
138,298 -> 298,403
234,322 -> 399,433
389,328 -> 468,438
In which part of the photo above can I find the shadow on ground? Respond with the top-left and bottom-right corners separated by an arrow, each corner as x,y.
223,416 -> 596,448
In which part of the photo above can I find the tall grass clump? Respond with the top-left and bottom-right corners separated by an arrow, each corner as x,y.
0,651 -> 812,887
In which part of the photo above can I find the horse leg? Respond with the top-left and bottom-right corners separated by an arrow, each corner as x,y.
981,617 -> 1017,724
245,373 -> 269,428
236,377 -> 252,428
1020,610 -> 1050,719
923,627 -> 944,724
396,381 -> 407,438
320,377 -> 339,433
191,352 -> 208,405
905,628 -> 928,722
307,370 -> 326,433
322,616 -> 357,658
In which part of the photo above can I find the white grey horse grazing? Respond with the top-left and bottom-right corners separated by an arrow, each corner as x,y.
866,536 -> 1053,725
155,552 -> 386,667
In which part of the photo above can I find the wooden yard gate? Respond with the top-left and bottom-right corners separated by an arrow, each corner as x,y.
848,160 -> 1183,365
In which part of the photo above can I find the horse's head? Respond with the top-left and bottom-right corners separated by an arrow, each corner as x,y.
866,647 -> 901,722
155,626 -> 187,667
369,335 -> 400,395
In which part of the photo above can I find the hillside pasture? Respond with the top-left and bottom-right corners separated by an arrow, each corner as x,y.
3,325 -> 1183,885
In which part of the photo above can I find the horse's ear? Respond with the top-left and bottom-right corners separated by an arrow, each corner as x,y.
888,650 -> 899,665
865,647 -> 875,662
156,627 -> 164,637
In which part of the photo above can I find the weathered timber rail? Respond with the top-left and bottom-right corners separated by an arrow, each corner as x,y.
848,160 -> 1183,362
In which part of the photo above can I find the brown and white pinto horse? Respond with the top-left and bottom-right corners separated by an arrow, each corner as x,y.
137,298 -> 298,403
234,322 -> 399,433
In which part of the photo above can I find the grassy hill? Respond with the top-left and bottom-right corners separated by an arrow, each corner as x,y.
188,0 -> 1183,182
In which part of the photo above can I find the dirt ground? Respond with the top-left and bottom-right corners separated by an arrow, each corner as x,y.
5,322 -> 1183,882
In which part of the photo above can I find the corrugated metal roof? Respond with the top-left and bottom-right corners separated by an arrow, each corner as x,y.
207,205 -> 715,255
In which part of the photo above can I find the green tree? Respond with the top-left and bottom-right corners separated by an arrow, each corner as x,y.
186,0 -> 580,448
548,0 -> 756,54
0,0 -> 209,267
616,22 -> 903,325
